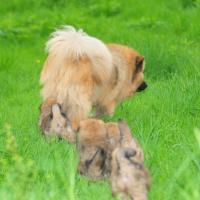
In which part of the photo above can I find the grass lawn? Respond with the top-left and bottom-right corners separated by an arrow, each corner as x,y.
0,0 -> 200,199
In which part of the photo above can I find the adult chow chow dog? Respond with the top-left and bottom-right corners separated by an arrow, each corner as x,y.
40,26 -> 147,130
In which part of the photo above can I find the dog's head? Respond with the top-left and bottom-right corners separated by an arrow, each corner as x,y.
107,44 -> 147,100
124,50 -> 147,98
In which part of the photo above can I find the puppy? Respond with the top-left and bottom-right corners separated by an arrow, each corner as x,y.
110,120 -> 150,200
76,119 -> 143,179
111,147 -> 150,200
77,119 -> 122,179
117,120 -> 144,162
77,119 -> 109,179
39,101 -> 76,143
77,118 -> 150,199
40,26 -> 147,130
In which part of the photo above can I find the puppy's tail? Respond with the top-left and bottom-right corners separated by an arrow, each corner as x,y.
41,26 -> 112,84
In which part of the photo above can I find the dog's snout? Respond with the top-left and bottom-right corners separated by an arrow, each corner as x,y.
137,81 -> 147,92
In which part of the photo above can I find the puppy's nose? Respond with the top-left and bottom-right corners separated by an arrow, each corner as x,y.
137,81 -> 147,92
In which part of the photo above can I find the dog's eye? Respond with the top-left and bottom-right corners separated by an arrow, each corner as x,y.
135,56 -> 144,72
49,113 -> 53,120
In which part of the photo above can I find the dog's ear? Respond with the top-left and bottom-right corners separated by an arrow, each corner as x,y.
136,56 -> 144,72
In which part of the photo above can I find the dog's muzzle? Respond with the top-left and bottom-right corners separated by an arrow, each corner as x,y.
137,81 -> 147,92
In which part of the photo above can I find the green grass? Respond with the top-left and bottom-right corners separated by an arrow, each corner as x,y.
0,0 -> 200,199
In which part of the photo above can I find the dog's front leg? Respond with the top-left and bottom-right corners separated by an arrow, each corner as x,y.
96,101 -> 116,117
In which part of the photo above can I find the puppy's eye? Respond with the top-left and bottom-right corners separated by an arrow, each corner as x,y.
61,112 -> 66,118
49,113 -> 53,120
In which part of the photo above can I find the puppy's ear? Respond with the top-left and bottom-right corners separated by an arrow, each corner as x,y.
118,119 -> 132,143
124,148 -> 136,158
136,56 -> 144,72
118,119 -> 131,135
52,104 -> 61,119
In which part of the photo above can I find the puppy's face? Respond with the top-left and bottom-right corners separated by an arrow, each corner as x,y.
39,102 -> 75,142
49,104 -> 68,134
117,119 -> 144,162
39,103 -> 68,136
111,147 -> 150,198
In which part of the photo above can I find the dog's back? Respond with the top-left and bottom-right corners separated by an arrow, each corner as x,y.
40,26 -> 113,129
41,26 -> 112,101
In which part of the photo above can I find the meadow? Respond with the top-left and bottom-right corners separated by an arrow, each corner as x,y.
0,0 -> 200,199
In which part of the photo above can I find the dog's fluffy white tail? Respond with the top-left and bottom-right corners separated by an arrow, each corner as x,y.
46,26 -> 112,63
41,26 -> 113,103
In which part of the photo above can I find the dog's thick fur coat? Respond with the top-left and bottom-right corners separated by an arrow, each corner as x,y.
40,26 -> 146,130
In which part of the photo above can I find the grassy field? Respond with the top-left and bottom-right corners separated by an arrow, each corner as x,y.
0,0 -> 200,199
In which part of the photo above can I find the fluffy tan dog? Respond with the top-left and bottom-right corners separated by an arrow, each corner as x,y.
40,26 -> 147,130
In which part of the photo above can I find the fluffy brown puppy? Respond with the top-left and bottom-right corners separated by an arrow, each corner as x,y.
77,119 -> 109,179
77,119 -> 144,179
111,147 -> 150,200
39,101 -> 75,142
77,119 -> 150,199
40,26 -> 147,130
117,120 -> 144,162
110,120 -> 150,200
